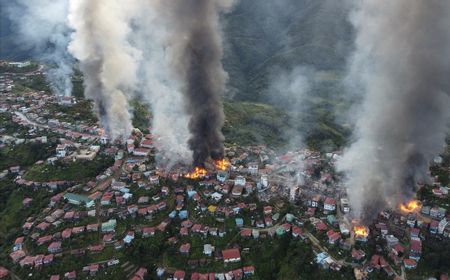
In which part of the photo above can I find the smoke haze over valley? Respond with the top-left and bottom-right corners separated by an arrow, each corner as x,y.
1,1 -> 450,278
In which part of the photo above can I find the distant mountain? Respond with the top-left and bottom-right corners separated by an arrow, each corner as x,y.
0,0 -> 33,60
223,0 -> 353,101
0,0 -> 353,149
1,0 -> 353,94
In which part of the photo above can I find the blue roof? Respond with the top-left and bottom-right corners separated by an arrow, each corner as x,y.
315,252 -> 329,264
169,211 -> 177,218
187,190 -> 197,198
123,235 -> 134,244
63,193 -> 93,203
179,210 -> 188,219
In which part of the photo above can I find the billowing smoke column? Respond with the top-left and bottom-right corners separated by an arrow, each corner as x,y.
338,1 -> 450,222
165,0 -> 234,167
7,0 -> 74,96
68,0 -> 141,140
132,1 -> 193,168
269,66 -> 314,148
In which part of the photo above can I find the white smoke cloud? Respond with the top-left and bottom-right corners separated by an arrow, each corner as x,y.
337,0 -> 450,222
7,0 -> 74,96
130,0 -> 237,168
129,0 -> 192,168
68,0 -> 142,140
269,66 -> 314,149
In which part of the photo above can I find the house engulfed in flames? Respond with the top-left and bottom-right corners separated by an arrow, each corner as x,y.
184,167 -> 207,179
184,158 -> 231,180
399,200 -> 422,214
353,225 -> 369,242
215,159 -> 230,171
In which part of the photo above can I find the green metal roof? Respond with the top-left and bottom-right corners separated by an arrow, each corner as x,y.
64,193 -> 93,203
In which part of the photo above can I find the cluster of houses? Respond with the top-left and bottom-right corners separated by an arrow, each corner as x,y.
2,66 -> 449,280
165,264 -> 255,280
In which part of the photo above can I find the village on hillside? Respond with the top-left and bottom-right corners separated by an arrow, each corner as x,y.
1,62 -> 449,280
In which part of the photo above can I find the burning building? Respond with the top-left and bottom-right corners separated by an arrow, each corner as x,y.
353,225 -> 369,242
215,159 -> 231,171
184,167 -> 208,180
159,0 -> 235,168
337,0 -> 450,223
399,200 -> 422,214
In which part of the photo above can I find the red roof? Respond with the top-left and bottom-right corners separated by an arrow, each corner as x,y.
134,148 -> 150,154
180,227 -> 189,235
243,266 -> 255,273
86,223 -> 98,231
315,221 -> 328,231
181,220 -> 193,228
264,216 -> 273,225
135,267 -> 147,279
292,226 -> 303,236
141,139 -> 152,147
174,270 -> 185,279
282,223 -> 291,231
329,232 -> 341,242
370,254 -> 381,268
410,240 -> 422,252
222,248 -> 241,261
88,244 -> 104,252
180,243 -> 191,253
232,268 -> 243,278
9,250 -> 26,262
404,258 -> 417,267
72,226 -> 85,234
37,235 -> 53,245
324,197 -> 336,205
62,228 -> 72,239
351,249 -> 365,260
103,233 -> 114,242
191,224 -> 203,232
43,254 -> 54,263
0,266 -> 9,278
142,227 -> 155,235
430,220 -> 439,227
48,241 -> 61,250
89,264 -> 99,272
392,244 -> 404,254
240,229 -> 252,237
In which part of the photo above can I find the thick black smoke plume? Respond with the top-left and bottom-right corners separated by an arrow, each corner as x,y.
167,0 -> 234,167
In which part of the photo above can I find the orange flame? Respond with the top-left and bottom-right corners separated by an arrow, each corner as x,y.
184,167 -> 207,179
354,226 -> 369,238
215,159 -> 230,171
399,200 -> 422,213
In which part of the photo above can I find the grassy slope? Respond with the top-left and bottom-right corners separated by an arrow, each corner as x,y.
223,97 -> 350,151
24,156 -> 114,182
1,0 -> 352,151
0,142 -> 56,170
223,0 -> 353,101
223,101 -> 289,147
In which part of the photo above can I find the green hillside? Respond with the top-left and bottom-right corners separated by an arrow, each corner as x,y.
1,0 -> 353,150
223,0 -> 353,101
222,98 -> 350,151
